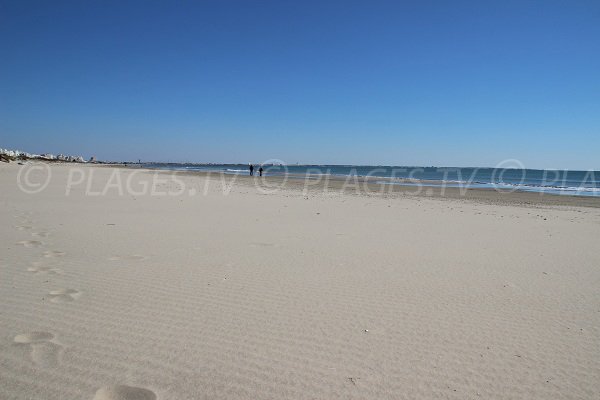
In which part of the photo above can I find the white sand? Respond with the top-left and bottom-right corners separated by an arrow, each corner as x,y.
1,163 -> 599,399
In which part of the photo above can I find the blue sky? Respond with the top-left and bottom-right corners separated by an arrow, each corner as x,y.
1,0 -> 599,169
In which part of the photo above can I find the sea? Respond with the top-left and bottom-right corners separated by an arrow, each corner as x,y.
142,163 -> 600,197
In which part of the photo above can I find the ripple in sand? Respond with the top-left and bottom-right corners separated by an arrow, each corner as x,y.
31,231 -> 50,238
28,266 -> 63,275
43,250 -> 66,258
16,240 -> 43,248
93,385 -> 157,400
249,242 -> 276,247
108,255 -> 146,261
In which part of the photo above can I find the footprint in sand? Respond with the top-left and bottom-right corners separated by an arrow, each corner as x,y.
108,255 -> 146,261
48,289 -> 81,303
14,332 -> 63,367
16,240 -> 43,248
31,231 -> 50,238
28,265 -> 63,275
93,385 -> 157,400
43,250 -> 66,258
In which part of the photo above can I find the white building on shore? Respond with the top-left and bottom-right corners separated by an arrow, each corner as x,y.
0,148 -> 86,163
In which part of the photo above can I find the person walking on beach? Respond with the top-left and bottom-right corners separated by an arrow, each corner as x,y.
249,164 -> 254,176
259,166 -> 264,177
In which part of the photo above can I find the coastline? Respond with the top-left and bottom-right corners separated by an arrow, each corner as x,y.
137,163 -> 600,198
124,163 -> 600,208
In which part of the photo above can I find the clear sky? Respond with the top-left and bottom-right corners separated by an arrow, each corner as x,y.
1,0 -> 599,169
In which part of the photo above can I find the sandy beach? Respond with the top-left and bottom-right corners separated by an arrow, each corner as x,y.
1,162 -> 599,399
